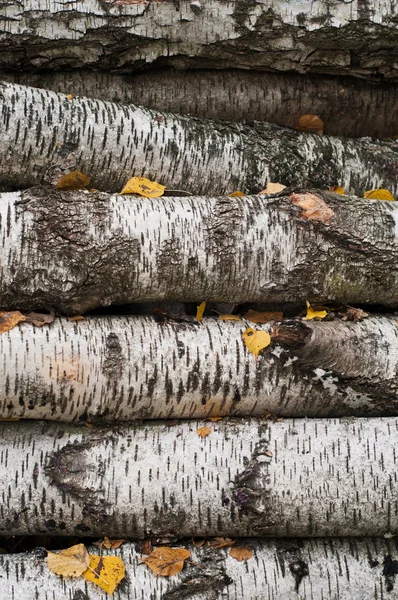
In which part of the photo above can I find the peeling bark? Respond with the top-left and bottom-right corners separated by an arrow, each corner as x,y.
2,189 -> 398,312
1,538 -> 398,599
0,418 -> 397,538
0,0 -> 396,79
0,82 -> 397,195
2,315 -> 398,422
2,69 -> 398,139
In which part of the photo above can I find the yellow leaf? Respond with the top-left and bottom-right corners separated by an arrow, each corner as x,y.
363,189 -> 395,201
242,327 -> 271,359
47,544 -> 90,577
218,314 -> 242,321
244,310 -> 283,324
258,182 -> 286,195
304,300 -> 327,321
208,537 -> 236,549
296,114 -> 324,135
0,311 -> 26,334
65,94 -> 73,100
329,186 -> 345,195
142,547 -> 191,577
197,426 -> 212,438
120,176 -> 165,198
83,554 -> 125,594
196,301 -> 206,321
56,171 -> 91,190
229,546 -> 253,562
228,191 -> 245,197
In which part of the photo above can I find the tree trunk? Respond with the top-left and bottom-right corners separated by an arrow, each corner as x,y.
0,418 -> 396,537
2,69 -> 397,139
2,188 -> 398,313
1,538 -> 398,599
0,0 -> 396,80
2,315 -> 398,422
1,82 -> 397,196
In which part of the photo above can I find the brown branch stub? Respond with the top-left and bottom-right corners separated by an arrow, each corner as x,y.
290,192 -> 335,224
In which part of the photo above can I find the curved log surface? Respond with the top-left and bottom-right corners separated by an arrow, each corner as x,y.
0,0 -> 396,79
0,418 -> 397,538
0,82 -> 397,195
1,538 -> 398,599
2,69 -> 397,139
2,189 -> 398,312
2,315 -> 398,422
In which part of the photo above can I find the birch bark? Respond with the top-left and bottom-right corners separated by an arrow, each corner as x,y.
2,189 -> 398,312
0,0 -> 396,79
0,82 -> 397,195
1,538 -> 398,599
2,69 -> 397,139
0,418 -> 396,538
2,315 -> 398,422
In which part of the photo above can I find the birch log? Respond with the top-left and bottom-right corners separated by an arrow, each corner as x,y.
2,538 -> 398,599
3,69 -> 398,139
0,0 -> 396,80
2,189 -> 398,312
2,315 -> 398,422
1,82 -> 397,196
0,418 -> 397,537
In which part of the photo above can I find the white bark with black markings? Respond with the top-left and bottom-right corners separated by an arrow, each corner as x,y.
0,418 -> 397,538
0,81 -> 397,195
3,69 -> 398,139
1,538 -> 398,599
0,0 -> 396,79
2,315 -> 398,422
2,189 -> 398,312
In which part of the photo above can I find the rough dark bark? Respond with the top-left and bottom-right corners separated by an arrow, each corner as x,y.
2,69 -> 397,139
1,81 -> 397,196
2,315 -> 398,422
0,0 -> 396,80
2,188 -> 398,313
0,418 -> 397,538
1,538 -> 398,599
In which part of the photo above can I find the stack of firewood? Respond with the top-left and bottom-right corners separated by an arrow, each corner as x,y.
0,0 -> 398,598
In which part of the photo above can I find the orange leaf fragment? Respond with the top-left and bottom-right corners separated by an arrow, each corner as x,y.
363,189 -> 395,201
258,182 -> 286,195
83,554 -> 125,594
207,417 -> 222,422
102,537 -> 125,550
0,311 -> 26,334
329,186 -> 345,195
67,315 -> 85,322
56,171 -> 91,190
120,176 -> 165,198
208,537 -> 236,549
196,301 -> 206,322
65,94 -> 73,100
47,544 -> 90,577
291,192 -> 334,224
142,547 -> 191,577
296,114 -> 324,135
242,327 -> 271,359
244,310 -> 283,324
197,426 -> 212,438
229,546 -> 253,562
228,191 -> 245,197
192,538 -> 205,548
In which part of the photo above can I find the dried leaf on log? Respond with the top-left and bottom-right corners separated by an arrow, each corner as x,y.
197,426 -> 212,438
296,114 -> 324,134
196,302 -> 206,322
120,176 -> 165,198
259,182 -> 286,194
304,301 -> 328,321
244,310 -> 283,324
363,189 -> 395,201
291,192 -> 334,223
208,538 -> 236,549
229,547 -> 254,562
47,544 -> 89,577
142,547 -> 191,576
83,554 -> 125,594
0,311 -> 26,334
56,171 -> 90,190
242,327 -> 271,358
